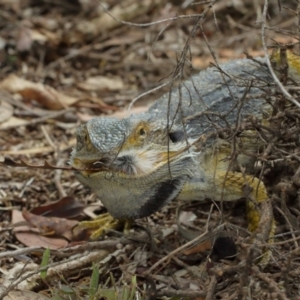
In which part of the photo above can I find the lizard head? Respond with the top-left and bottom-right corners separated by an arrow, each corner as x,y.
70,114 -> 196,219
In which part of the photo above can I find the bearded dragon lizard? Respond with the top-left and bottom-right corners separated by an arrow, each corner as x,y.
70,55 -> 284,258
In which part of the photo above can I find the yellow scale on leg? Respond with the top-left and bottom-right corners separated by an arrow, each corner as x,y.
78,213 -> 132,239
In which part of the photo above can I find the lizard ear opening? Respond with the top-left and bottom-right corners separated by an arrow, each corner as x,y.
168,130 -> 184,143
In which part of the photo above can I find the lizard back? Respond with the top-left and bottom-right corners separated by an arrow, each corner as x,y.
148,57 -> 273,139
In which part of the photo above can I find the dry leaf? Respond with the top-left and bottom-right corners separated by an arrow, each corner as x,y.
12,210 -> 68,249
183,240 -> 212,256
16,27 -> 33,52
76,100 -> 118,112
22,210 -> 79,240
2,262 -> 41,292
69,0 -> 160,43
29,29 -> 48,43
97,32 -> 145,49
0,101 -> 14,123
0,74 -> 79,110
78,0 -> 99,12
12,205 -> 91,247
176,207 -> 202,241
77,76 -> 124,91
178,211 -> 197,224
31,196 -> 84,219
0,36 -> 6,51
0,116 -> 27,130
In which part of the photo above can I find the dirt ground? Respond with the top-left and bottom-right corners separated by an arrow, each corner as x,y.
0,0 -> 300,299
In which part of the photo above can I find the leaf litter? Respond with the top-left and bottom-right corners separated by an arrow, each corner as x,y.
0,0 -> 300,299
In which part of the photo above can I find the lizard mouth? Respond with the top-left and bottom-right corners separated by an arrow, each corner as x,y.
71,157 -> 111,174
72,149 -> 187,177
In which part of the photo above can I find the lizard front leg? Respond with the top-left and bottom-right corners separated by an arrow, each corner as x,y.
76,213 -> 125,240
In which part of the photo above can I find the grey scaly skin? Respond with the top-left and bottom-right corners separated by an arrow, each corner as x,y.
70,57 -> 274,240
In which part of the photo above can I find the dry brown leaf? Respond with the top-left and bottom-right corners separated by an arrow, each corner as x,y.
0,101 -> 14,123
13,207 -> 91,246
78,0 -> 99,12
22,210 -> 79,240
0,116 -> 27,129
97,32 -> 145,49
192,56 -> 230,69
69,0 -> 160,43
192,50 -> 267,69
31,196 -> 84,219
77,75 -> 124,91
0,74 -> 79,110
17,27 -> 50,50
29,29 -> 48,43
16,27 -> 33,52
12,210 -> 68,249
183,240 -> 212,256
218,49 -> 265,59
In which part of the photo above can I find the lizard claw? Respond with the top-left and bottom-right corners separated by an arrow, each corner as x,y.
77,213 -> 126,240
